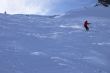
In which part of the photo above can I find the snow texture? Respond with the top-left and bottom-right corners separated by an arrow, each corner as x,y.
0,7 -> 110,73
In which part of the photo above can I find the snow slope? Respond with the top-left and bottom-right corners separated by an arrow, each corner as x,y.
0,7 -> 110,73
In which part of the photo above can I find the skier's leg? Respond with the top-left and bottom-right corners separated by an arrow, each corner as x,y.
86,27 -> 89,31
85,26 -> 89,31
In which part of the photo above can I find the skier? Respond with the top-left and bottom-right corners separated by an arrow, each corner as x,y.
83,20 -> 90,31
4,11 -> 7,15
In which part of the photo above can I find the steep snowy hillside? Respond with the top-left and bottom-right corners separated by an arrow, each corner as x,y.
0,7 -> 110,73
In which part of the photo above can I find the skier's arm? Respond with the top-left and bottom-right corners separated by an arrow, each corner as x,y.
88,22 -> 91,24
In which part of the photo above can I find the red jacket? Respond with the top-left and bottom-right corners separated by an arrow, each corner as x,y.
84,20 -> 89,27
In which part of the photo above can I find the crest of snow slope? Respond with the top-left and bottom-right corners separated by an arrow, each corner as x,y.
0,7 -> 110,73
62,7 -> 110,18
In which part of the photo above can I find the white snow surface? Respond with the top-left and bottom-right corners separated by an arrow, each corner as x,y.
0,7 -> 110,73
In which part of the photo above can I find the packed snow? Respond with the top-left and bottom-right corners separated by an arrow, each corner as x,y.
0,7 -> 110,73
